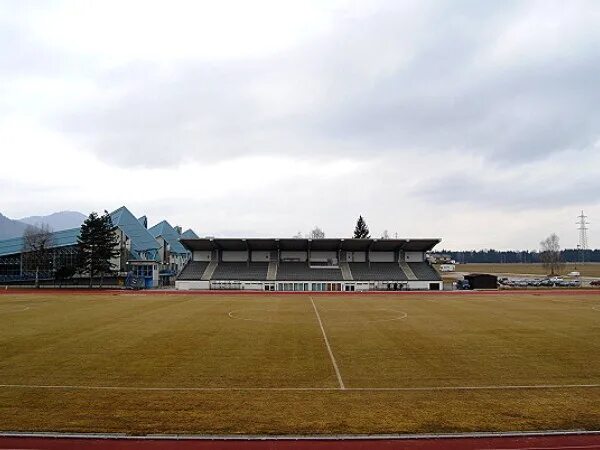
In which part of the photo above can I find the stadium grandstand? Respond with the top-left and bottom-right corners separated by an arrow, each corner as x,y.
177,238 -> 442,291
0,206 -> 197,288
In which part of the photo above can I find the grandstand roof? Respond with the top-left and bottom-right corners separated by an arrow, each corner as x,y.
180,238 -> 441,252
148,220 -> 188,255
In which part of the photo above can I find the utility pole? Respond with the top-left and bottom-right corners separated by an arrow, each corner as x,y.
576,211 -> 589,265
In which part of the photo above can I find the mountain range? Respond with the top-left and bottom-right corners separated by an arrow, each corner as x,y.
0,211 -> 87,240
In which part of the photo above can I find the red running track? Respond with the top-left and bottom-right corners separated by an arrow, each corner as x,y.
1,287 -> 600,296
1,433 -> 600,450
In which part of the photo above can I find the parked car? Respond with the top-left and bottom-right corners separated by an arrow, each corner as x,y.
455,279 -> 471,290
590,280 -> 600,286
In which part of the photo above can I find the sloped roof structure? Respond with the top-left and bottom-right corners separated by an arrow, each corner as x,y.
148,220 -> 188,255
0,227 -> 80,257
0,207 -> 163,260
138,215 -> 148,228
110,207 -> 160,260
181,229 -> 199,239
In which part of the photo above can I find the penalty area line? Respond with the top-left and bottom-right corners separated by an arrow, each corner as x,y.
309,295 -> 345,390
0,383 -> 600,392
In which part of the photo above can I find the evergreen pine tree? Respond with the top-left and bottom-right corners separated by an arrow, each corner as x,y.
77,211 -> 120,287
353,215 -> 370,239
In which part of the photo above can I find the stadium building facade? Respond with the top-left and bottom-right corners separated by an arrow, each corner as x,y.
177,238 -> 442,291
0,206 -> 197,288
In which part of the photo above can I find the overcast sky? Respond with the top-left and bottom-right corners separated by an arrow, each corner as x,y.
1,0 -> 599,250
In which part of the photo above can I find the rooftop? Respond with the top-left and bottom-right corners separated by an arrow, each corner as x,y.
180,238 -> 441,253
148,220 -> 188,255
0,227 -> 81,258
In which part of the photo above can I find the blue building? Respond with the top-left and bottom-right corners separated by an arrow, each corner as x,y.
0,206 -> 198,288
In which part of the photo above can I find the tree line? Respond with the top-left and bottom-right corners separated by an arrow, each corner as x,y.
441,248 -> 600,264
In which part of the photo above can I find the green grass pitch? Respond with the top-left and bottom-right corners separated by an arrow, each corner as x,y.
1,290 -> 599,434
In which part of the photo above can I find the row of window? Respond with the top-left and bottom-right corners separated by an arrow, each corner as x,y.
278,282 -> 344,291
132,265 -> 154,277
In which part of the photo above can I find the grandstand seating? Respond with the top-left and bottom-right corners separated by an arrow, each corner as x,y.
211,262 -> 269,280
408,262 -> 441,281
176,259 -> 440,284
277,263 -> 344,281
348,263 -> 408,281
177,261 -> 209,280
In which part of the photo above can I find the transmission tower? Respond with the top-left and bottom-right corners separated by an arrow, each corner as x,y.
576,210 -> 589,264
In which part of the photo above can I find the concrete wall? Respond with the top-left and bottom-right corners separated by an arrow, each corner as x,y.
369,251 -> 394,262
310,251 -> 337,262
347,251 -> 366,262
251,251 -> 271,262
241,281 -> 264,290
406,280 -> 441,290
193,251 -> 211,261
222,251 -> 248,262
354,282 -> 370,291
175,280 -> 210,290
281,251 -> 307,261
155,236 -> 167,262
175,279 -> 441,291
405,251 -> 425,262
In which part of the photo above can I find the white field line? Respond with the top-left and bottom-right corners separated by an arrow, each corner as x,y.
227,309 -> 290,323
227,307 -> 408,324
1,383 -> 600,392
0,306 -> 30,313
309,296 -> 345,389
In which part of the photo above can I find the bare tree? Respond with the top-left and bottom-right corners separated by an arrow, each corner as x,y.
293,231 -> 304,238
381,230 -> 390,239
540,233 -> 563,276
309,226 -> 325,239
22,224 -> 53,288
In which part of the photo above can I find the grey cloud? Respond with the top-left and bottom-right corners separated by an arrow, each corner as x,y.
57,61 -> 278,166
4,0 -> 599,172
317,8 -> 600,164
417,172 -> 600,211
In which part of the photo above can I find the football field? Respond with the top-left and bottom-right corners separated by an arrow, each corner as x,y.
1,290 -> 599,435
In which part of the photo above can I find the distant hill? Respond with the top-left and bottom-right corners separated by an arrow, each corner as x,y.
19,211 -> 86,231
0,211 -> 86,240
0,213 -> 28,240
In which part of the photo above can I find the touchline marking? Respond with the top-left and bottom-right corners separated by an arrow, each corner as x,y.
0,306 -> 30,313
0,383 -> 599,392
310,296 -> 345,389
